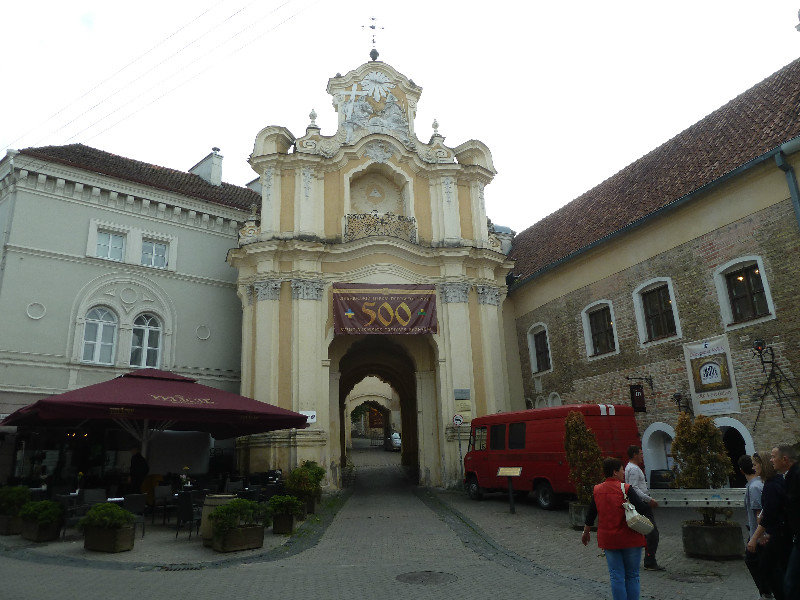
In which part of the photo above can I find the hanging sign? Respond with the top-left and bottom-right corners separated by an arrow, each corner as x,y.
629,385 -> 646,412
682,334 -> 741,415
332,283 -> 437,335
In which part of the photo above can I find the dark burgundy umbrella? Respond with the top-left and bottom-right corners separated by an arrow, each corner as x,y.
1,369 -> 308,450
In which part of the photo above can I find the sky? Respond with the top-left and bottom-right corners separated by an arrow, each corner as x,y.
2,1 -> 800,232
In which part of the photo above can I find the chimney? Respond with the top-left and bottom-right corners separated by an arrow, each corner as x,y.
189,147 -> 223,186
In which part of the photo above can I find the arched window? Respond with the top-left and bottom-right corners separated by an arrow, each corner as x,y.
82,307 -> 117,365
130,314 -> 162,368
526,323 -> 552,374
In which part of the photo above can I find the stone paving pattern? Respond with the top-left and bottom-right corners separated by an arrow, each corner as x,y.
0,443 -> 757,600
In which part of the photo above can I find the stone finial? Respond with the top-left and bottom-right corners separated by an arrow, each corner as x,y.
432,119 -> 440,136
309,109 -> 318,127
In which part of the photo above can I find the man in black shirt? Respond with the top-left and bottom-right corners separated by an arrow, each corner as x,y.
129,446 -> 149,494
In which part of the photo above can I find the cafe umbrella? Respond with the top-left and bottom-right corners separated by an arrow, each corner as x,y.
0,369 -> 309,455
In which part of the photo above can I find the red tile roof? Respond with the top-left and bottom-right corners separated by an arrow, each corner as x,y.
18,143 -> 259,211
509,57 -> 800,284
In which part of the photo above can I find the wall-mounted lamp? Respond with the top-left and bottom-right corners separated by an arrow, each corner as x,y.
673,392 -> 693,415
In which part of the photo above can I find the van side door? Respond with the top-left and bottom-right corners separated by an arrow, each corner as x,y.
488,423 -> 506,489
465,425 -> 488,484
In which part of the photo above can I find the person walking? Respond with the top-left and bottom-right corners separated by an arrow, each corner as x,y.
128,446 -> 149,494
582,457 -> 650,600
772,444 -> 799,600
749,451 -> 787,600
625,445 -> 663,571
740,454 -> 771,599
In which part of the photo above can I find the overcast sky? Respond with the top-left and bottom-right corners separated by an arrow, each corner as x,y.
2,1 -> 799,231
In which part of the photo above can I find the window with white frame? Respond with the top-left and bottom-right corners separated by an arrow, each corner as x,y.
581,301 -> 619,357
527,324 -> 552,373
632,278 -> 682,345
714,256 -> 776,329
141,240 -> 168,269
130,313 -> 162,367
96,231 -> 125,261
82,307 -> 117,365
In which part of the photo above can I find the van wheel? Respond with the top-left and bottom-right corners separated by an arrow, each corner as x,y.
466,476 -> 483,500
535,482 -> 556,510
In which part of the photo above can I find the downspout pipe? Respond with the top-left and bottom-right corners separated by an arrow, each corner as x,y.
776,136 -> 800,232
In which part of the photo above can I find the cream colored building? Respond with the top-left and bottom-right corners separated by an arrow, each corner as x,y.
229,59 -> 521,487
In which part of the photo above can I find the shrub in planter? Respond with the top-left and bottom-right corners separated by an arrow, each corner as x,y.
285,467 -> 318,513
564,411 -> 603,526
671,412 -> 741,558
209,498 -> 269,552
19,500 -> 63,542
78,503 -> 136,553
267,495 -> 305,535
300,460 -> 326,499
0,486 -> 30,535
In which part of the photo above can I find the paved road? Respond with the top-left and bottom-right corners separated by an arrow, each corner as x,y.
0,445 -> 756,600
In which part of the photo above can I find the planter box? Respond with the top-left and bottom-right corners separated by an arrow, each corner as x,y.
304,496 -> 316,515
0,515 -> 23,536
568,502 -> 593,531
212,525 -> 265,552
681,522 -> 743,559
84,525 -> 135,553
21,520 -> 60,542
272,513 -> 295,535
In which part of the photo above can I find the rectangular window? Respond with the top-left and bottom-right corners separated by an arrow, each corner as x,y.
589,306 -> 615,355
726,265 -> 769,322
141,240 -> 168,268
469,426 -> 487,451
642,285 -> 676,341
489,424 -> 506,450
96,231 -> 125,261
533,330 -> 551,372
508,422 -> 526,449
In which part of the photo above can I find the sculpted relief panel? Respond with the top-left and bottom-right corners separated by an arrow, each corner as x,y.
350,173 -> 403,215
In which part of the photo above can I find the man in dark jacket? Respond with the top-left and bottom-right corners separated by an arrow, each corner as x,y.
773,444 -> 799,600
129,446 -> 149,494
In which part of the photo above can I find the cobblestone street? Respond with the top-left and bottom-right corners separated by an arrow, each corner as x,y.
0,443 -> 756,600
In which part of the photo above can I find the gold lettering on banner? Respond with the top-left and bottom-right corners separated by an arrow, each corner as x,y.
377,302 -> 393,326
150,394 -> 215,405
395,302 -> 411,326
109,407 -> 135,416
362,302 -> 377,325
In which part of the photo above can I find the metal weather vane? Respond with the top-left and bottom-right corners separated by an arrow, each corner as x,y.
362,16 -> 384,61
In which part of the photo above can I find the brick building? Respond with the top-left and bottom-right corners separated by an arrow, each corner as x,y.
507,58 -> 800,479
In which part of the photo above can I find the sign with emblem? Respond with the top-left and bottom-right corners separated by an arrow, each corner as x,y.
333,283 -> 437,335
682,334 -> 741,415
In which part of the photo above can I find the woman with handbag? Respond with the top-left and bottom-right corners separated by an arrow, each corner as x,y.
582,457 -> 651,600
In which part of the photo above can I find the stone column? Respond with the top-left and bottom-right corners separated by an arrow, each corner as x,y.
259,166 -> 281,238
251,279 -> 283,404
439,282 -> 474,421
295,168 -> 323,238
415,369 -> 439,487
476,285 -> 507,415
290,278 -> 326,416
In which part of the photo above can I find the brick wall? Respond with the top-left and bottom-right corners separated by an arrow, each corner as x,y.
513,199 -> 800,452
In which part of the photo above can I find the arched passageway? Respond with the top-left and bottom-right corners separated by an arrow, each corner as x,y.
336,336 -> 421,478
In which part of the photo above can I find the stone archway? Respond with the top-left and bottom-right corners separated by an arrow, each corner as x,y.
336,336 -> 420,475
641,422 -> 675,482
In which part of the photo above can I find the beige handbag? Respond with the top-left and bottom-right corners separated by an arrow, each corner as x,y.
621,482 -> 654,535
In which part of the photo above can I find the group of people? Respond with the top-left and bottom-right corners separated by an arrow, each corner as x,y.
580,443 -> 799,600
741,445 -> 799,600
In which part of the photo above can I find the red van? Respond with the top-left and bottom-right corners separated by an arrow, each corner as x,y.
463,404 -> 640,509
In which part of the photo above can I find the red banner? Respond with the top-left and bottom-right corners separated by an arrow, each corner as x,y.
333,283 -> 437,335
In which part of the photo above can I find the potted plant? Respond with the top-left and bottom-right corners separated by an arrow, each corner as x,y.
78,502 -> 136,552
268,495 -> 305,535
564,410 -> 603,529
18,500 -> 63,542
300,460 -> 326,501
0,486 -> 31,535
208,498 -> 269,552
671,412 -> 741,559
285,466 -> 318,514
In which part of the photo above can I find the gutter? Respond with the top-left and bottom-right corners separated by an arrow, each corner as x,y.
509,134 -> 800,294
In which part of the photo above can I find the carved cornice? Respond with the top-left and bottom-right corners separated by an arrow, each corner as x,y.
440,282 -> 471,303
291,278 -> 326,300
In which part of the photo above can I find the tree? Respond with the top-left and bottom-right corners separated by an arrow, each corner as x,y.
564,411 -> 604,505
671,412 -> 733,525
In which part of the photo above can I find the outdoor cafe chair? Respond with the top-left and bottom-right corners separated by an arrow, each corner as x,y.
175,492 -> 201,539
237,486 -> 260,502
55,494 -> 84,540
152,485 -> 176,525
224,479 -> 243,494
123,494 -> 147,538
